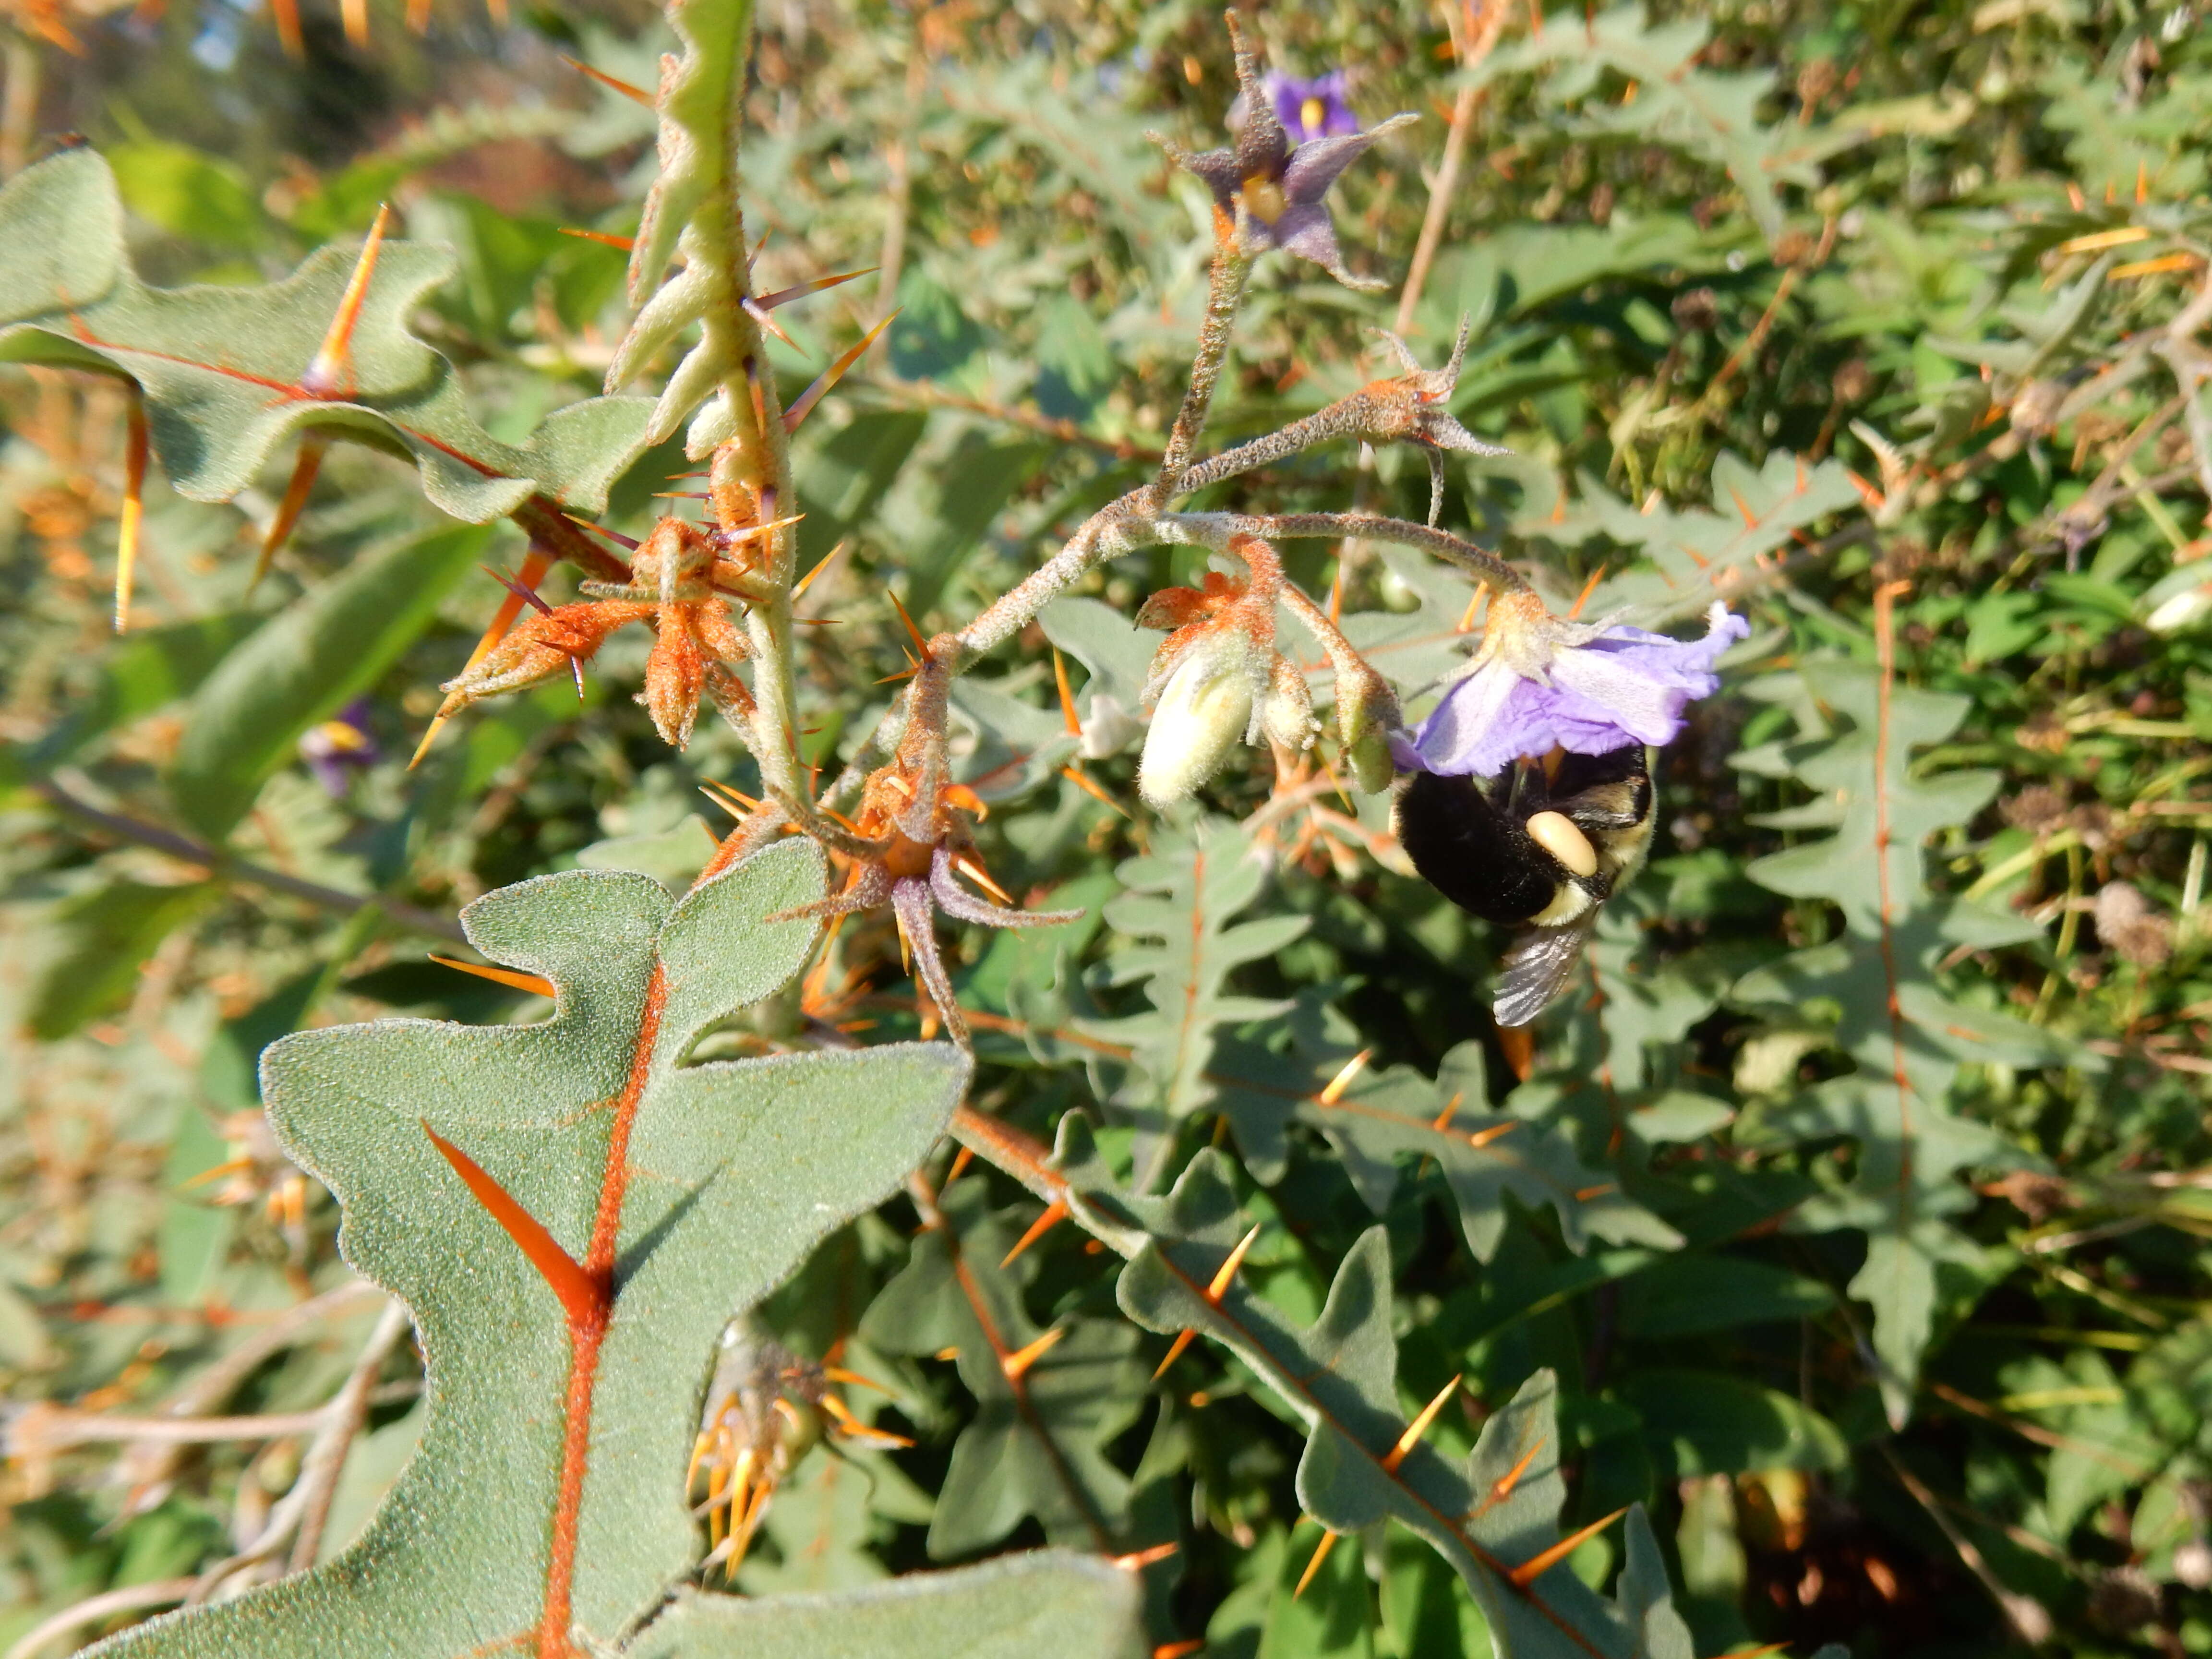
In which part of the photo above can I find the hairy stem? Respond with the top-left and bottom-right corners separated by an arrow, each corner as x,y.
1149,245 -> 1253,507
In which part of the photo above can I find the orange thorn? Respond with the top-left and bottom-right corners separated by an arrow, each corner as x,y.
409,544 -> 555,767
561,54 -> 655,108
559,227 -> 637,252
250,438 -> 326,595
271,0 -> 302,56
953,854 -> 1015,906
1061,765 -> 1130,817
179,1156 -> 254,1192
339,0 -> 368,48
1573,1182 -> 1615,1201
1467,1120 -> 1518,1150
1726,484 -> 1759,530
1293,1527 -> 1341,1598
429,953 -> 557,999
1000,1199 -> 1069,1268
1327,556 -> 1345,625
701,780 -> 764,821
886,589 -> 930,656
1052,648 -> 1084,737
755,267 -> 878,312
113,393 -> 148,632
1154,1644 -> 1205,1659
1207,1224 -> 1262,1301
1564,564 -> 1605,620
1382,1375 -> 1461,1473
742,297 -> 799,349
943,1144 -> 975,1187
19,5 -> 83,49
781,313 -> 898,433
1316,1049 -> 1371,1106
1001,1325 -> 1065,1382
793,539 -> 847,600
1151,1330 -> 1197,1380
1490,1436 -> 1546,1503
821,1365 -> 891,1395
1456,589 -> 1486,633
1844,469 -> 1884,509
2066,180 -> 2087,211
421,1121 -> 603,1329
1507,1507 -> 1627,1589
1428,1091 -> 1464,1132
1716,1645 -> 1790,1659
2137,160 -> 2151,204
1112,1542 -> 1180,1571
301,204 -> 393,399
942,782 -> 989,820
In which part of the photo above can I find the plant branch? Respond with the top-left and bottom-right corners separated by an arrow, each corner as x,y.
30,780 -> 467,944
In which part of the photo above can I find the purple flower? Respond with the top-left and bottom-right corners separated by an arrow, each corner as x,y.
1263,71 -> 1359,141
1157,25 -> 1416,290
299,699 -> 379,796
1396,598 -> 1749,778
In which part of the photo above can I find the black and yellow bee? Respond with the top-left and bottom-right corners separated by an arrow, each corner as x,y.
1393,745 -> 1657,1027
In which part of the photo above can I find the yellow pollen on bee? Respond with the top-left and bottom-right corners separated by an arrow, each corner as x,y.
1239,176 -> 1288,224
1524,810 -> 1598,877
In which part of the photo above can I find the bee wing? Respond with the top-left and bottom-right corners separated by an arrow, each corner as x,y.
1492,916 -> 1599,1028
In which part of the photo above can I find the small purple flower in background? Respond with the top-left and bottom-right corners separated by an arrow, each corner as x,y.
1156,21 -> 1416,290
1395,594 -> 1749,779
1263,70 -> 1359,142
299,699 -> 379,797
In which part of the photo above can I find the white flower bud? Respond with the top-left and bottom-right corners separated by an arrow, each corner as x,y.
1077,691 -> 1143,759
1138,642 -> 1254,808
2148,580 -> 2212,635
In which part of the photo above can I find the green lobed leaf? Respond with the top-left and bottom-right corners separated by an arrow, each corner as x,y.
0,148 -> 654,523
1072,1142 -> 1699,1658
1082,818 -> 1307,1188
860,1180 -> 1146,1559
85,843 -> 968,1657
1734,658 -> 2076,1423
630,1551 -> 1145,1659
1208,994 -> 1681,1260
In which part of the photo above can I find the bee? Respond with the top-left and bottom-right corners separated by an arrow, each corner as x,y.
1392,744 -> 1657,1027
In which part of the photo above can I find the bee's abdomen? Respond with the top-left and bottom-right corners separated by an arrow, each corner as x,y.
1394,770 -> 1559,925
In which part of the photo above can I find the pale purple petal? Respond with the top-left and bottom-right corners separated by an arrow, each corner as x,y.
1265,71 -> 1358,141
1405,602 -> 1748,776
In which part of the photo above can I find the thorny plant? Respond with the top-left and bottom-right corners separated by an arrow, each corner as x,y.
13,0 -> 2212,1652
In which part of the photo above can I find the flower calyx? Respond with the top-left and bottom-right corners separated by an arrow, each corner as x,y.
1156,15 -> 1416,289
435,494 -> 787,750
1136,534 -> 1315,808
777,637 -> 1081,1050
